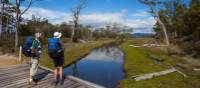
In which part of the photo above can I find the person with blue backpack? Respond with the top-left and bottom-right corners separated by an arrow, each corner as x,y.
22,32 -> 42,85
48,32 -> 64,86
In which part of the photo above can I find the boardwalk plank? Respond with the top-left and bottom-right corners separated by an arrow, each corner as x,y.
68,83 -> 82,88
30,76 -> 54,88
76,86 -> 87,88
0,64 -> 103,88
14,74 -> 52,88
0,66 -> 29,75
58,80 -> 76,88
55,79 -> 74,88
0,68 -> 46,85
2,78 -> 29,88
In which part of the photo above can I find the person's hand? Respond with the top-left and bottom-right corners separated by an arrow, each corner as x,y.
31,48 -> 36,53
38,50 -> 42,54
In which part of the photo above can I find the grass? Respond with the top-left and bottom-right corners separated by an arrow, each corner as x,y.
119,38 -> 200,88
27,39 -> 116,69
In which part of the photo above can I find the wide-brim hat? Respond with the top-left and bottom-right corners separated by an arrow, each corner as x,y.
54,32 -> 62,38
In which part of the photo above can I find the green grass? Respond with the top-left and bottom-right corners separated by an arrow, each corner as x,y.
119,39 -> 200,88
38,39 -> 115,69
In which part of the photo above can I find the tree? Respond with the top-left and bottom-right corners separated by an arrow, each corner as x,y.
140,0 -> 200,55
0,0 -> 15,37
0,0 -> 3,36
71,0 -> 86,42
14,0 -> 40,51
59,22 -> 72,38
0,0 -> 10,36
139,0 -> 170,48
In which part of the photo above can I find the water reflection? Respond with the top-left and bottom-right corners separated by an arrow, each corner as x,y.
64,46 -> 124,88
72,64 -> 79,77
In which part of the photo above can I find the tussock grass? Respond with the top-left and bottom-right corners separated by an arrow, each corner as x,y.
119,38 -> 200,88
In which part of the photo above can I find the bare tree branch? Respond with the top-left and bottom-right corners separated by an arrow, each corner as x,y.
19,0 -> 33,17
70,0 -> 87,42
14,0 -> 40,51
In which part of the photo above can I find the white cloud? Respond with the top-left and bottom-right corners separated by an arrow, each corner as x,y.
131,11 -> 151,18
22,7 -> 156,33
80,12 -> 123,27
22,7 -> 72,24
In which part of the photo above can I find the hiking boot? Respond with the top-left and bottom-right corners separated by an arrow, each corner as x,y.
29,80 -> 37,85
60,78 -> 64,85
51,80 -> 59,86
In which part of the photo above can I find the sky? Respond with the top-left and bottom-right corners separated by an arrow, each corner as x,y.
21,0 -> 156,33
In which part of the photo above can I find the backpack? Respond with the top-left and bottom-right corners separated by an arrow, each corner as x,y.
48,38 -> 61,54
22,36 -> 34,57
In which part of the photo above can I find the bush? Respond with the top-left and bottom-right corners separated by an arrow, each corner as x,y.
0,34 -> 15,53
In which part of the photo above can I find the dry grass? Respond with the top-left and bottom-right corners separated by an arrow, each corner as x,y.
0,55 -> 20,68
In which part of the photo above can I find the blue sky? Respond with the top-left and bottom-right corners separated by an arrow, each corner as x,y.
22,0 -> 156,33
32,0 -> 148,14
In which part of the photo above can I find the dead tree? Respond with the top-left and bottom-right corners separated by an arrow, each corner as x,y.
71,0 -> 86,42
139,0 -> 170,48
14,0 -> 39,51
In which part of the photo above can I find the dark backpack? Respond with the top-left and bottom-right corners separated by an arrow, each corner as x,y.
22,36 -> 33,57
48,38 -> 61,54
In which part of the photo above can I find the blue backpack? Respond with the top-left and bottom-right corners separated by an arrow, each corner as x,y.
22,36 -> 33,57
48,38 -> 61,54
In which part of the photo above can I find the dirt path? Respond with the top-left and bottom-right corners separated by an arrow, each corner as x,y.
0,55 -> 20,68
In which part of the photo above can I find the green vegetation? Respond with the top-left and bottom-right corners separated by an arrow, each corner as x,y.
140,0 -> 200,56
119,39 -> 200,88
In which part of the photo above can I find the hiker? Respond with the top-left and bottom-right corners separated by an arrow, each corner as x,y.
29,32 -> 42,84
48,32 -> 64,85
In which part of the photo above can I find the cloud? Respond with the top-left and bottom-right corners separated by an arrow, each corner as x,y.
131,11 -> 151,18
22,7 -> 72,24
22,7 -> 156,33
124,17 -> 155,33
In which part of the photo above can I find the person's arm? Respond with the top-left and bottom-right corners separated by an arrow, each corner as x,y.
60,41 -> 64,49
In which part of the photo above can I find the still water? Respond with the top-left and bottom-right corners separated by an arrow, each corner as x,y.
64,46 -> 125,88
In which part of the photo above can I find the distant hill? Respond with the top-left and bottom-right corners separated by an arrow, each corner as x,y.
133,33 -> 155,38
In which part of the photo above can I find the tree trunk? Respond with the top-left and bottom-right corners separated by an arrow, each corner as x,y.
0,0 -> 3,37
0,17 -> 2,37
71,27 -> 75,42
6,17 -> 8,33
15,21 -> 19,51
15,0 -> 20,51
15,17 -> 19,51
174,30 -> 178,38
72,21 -> 78,42
156,15 -> 170,47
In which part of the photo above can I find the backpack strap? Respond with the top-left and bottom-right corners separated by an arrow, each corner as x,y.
31,39 -> 41,54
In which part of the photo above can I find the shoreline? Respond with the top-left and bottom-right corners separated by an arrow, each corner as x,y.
38,39 -> 117,69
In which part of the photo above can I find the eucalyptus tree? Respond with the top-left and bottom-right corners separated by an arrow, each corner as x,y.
139,0 -> 170,48
0,0 -> 3,36
71,0 -> 87,42
0,0 -> 15,37
0,0 -> 9,36
14,0 -> 40,51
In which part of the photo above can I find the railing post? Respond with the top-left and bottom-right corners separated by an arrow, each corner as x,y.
19,46 -> 22,63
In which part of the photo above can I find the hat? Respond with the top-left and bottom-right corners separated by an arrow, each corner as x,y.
54,32 -> 62,38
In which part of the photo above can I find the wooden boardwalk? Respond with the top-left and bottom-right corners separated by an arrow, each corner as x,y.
0,64 -> 105,88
